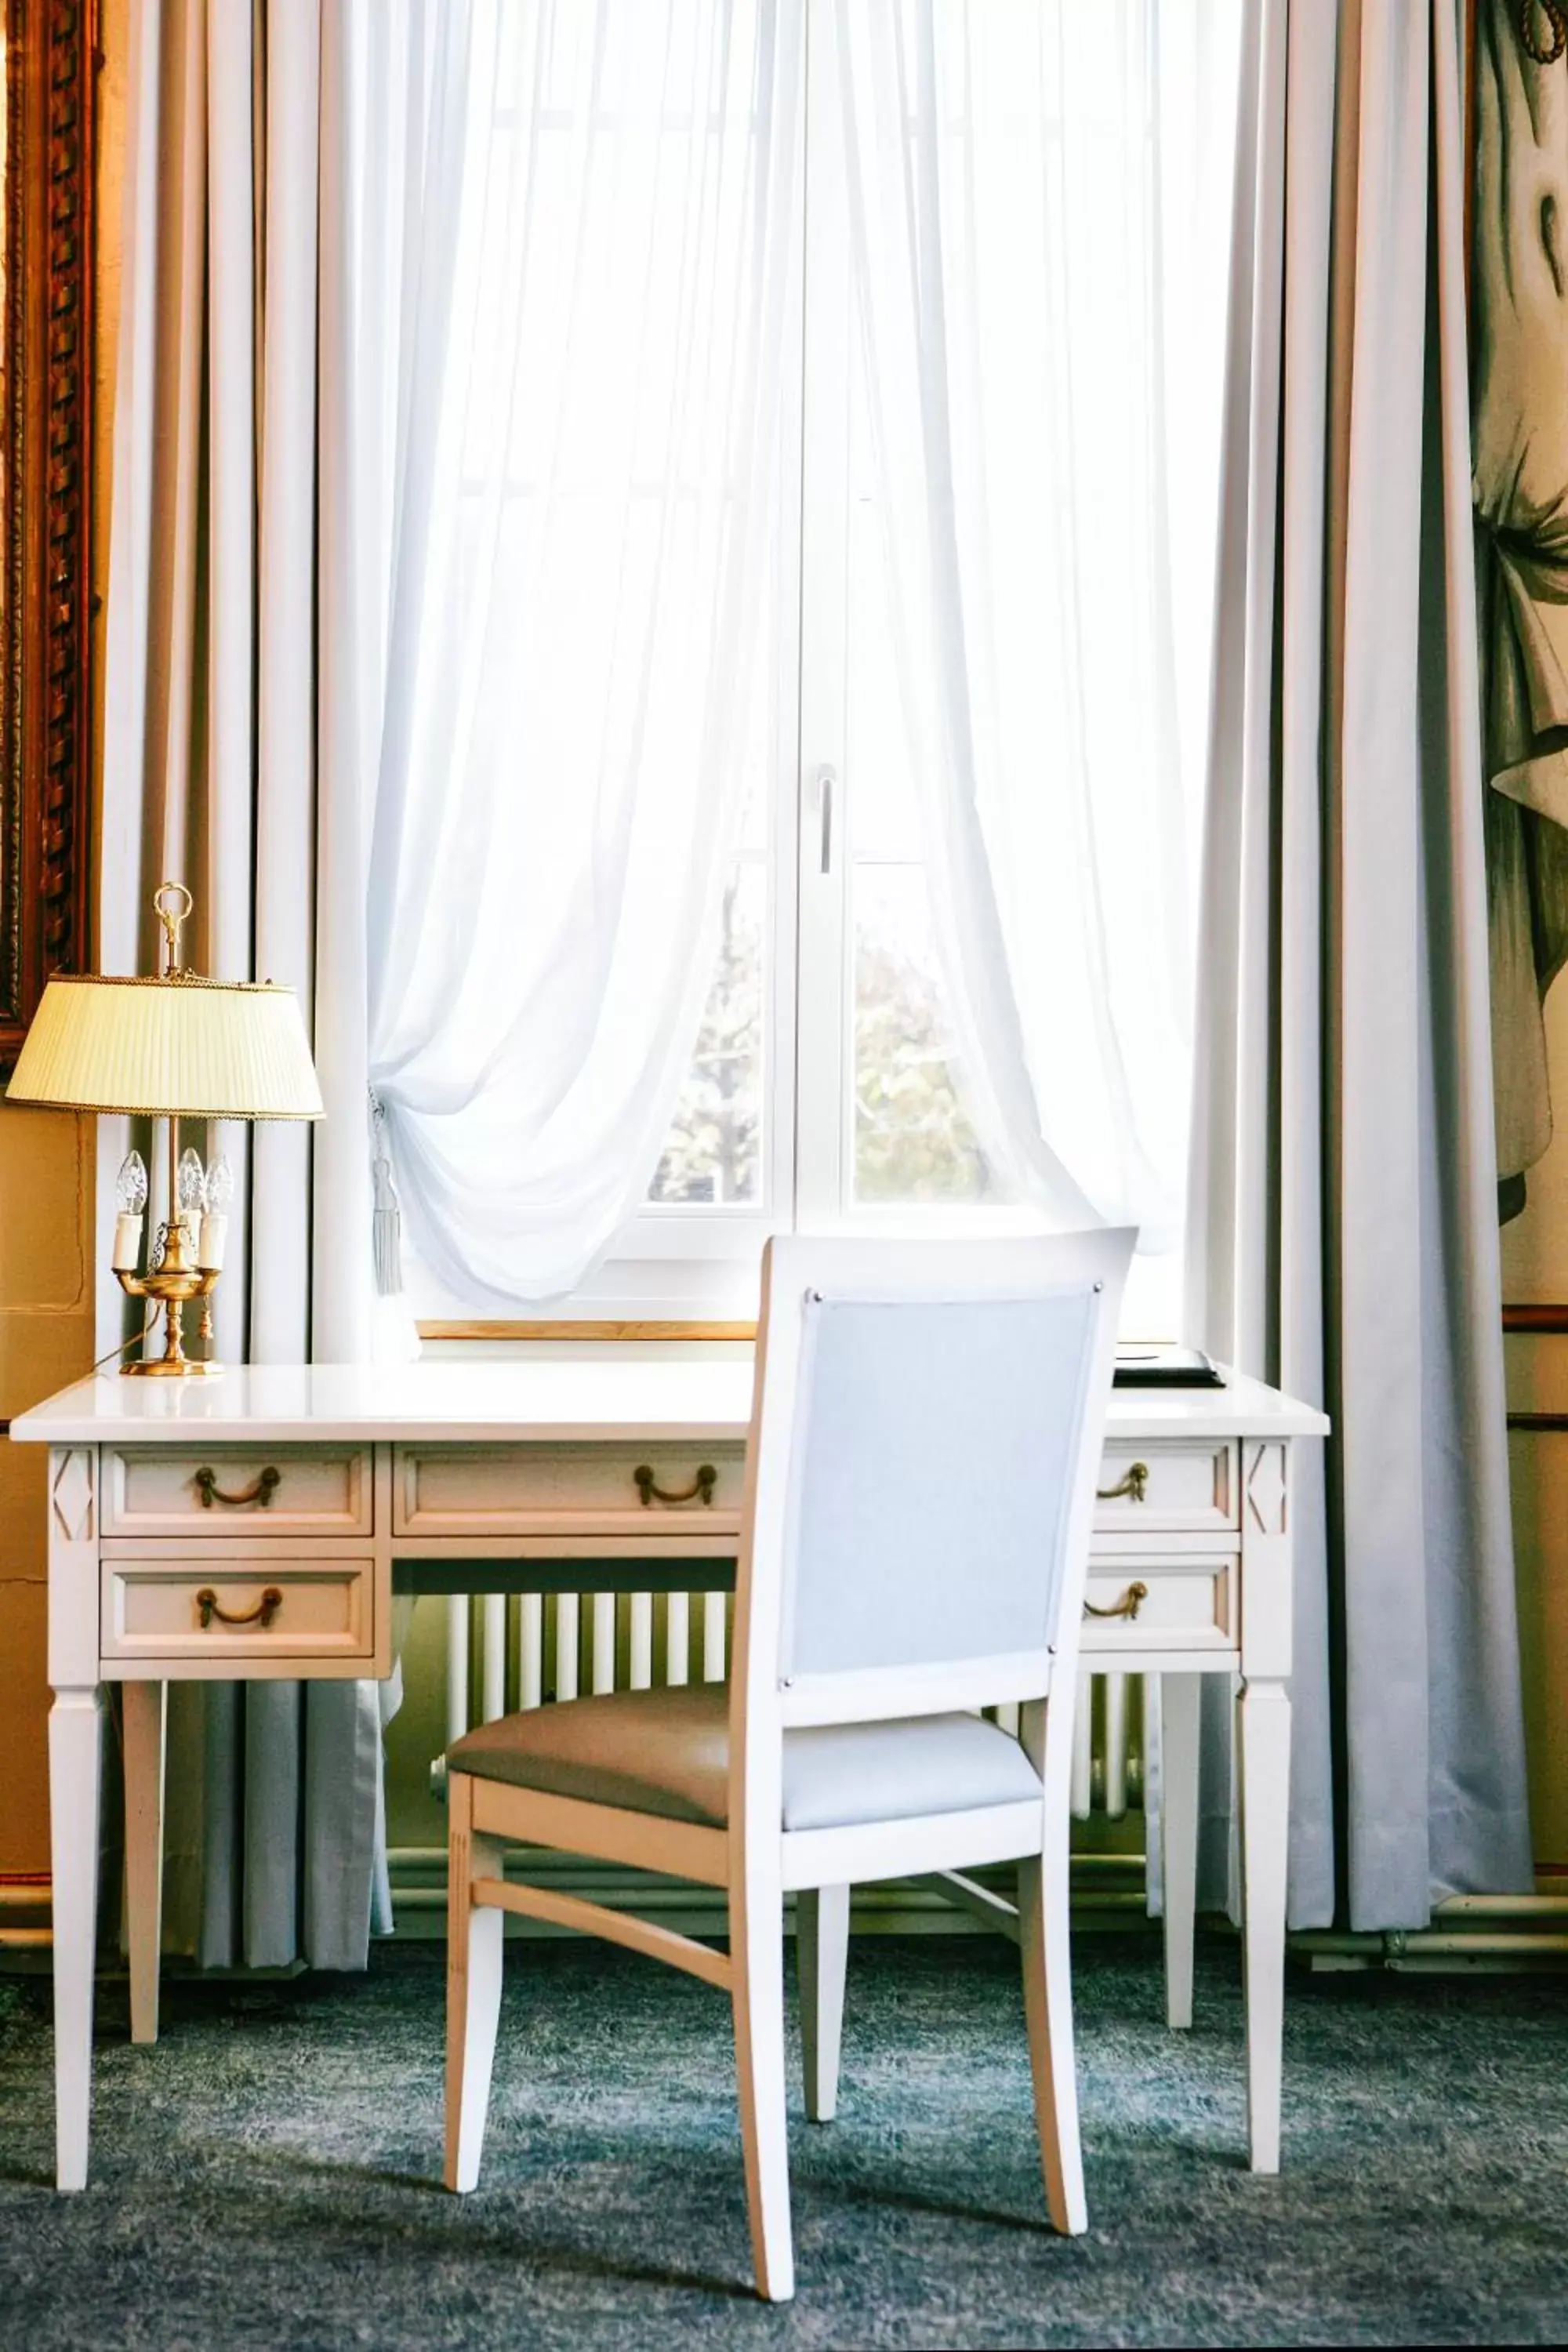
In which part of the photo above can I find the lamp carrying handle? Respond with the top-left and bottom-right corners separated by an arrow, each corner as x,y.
154,878 -> 193,975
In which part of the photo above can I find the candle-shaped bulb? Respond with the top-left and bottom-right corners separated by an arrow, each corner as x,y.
177,1146 -> 207,1216
116,1151 -> 148,1215
205,1152 -> 234,1213
198,1149 -> 234,1272
112,1150 -> 148,1272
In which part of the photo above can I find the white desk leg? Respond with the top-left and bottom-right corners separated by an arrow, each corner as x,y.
1160,1673 -> 1201,2031
1237,1677 -> 1290,2173
49,1685 -> 105,2192
122,1681 -> 166,2046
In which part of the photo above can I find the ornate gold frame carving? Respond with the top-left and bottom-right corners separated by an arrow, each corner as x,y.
2,0 -> 95,1067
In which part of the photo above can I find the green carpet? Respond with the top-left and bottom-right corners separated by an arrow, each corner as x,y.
2,1936 -> 1565,2348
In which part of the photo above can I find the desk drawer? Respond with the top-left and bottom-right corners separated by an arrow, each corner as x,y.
1081,1557 -> 1234,1652
394,1441 -> 746,1537
1095,1440 -> 1236,1533
103,1446 -> 372,1537
101,1555 -> 376,1668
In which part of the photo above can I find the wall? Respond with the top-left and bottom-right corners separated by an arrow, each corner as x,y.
0,1116 -> 93,1870
1501,981 -> 1568,1877
0,0 -> 125,1878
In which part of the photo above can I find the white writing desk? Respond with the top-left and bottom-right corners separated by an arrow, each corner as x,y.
12,1360 -> 1327,2192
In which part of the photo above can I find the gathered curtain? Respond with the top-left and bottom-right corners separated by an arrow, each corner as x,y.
98,0 -> 1530,1958
346,0 -> 1237,1305
834,1 -> 1243,1254
1189,0 -> 1532,1928
96,0 -> 806,1951
100,0 -> 397,1969
350,0 -> 804,1306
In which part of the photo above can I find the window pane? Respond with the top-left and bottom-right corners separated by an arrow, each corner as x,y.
854,866 -> 1002,1205
648,862 -> 766,1206
846,321 -> 1007,1210
644,262 -> 789,1219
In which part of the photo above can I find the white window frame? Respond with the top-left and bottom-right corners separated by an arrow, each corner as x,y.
623,5 -> 1028,1256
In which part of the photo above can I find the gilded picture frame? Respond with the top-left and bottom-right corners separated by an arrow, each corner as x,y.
1,0 -> 94,1069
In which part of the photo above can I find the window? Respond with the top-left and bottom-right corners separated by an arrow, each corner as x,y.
394,2 -> 1242,1333
640,15 -> 1014,1258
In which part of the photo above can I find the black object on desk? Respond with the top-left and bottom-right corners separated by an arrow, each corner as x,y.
1113,1346 -> 1225,1389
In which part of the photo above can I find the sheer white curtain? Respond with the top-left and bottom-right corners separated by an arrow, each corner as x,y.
338,0 -> 804,1305
836,1 -> 1242,1255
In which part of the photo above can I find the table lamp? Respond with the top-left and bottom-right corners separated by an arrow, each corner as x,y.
4,880 -> 324,1376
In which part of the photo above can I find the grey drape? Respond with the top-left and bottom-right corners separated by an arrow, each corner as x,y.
1189,0 -> 1533,1928
99,0 -> 394,1970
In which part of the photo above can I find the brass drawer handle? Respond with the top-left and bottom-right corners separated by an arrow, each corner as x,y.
1097,1461 -> 1149,1504
633,1462 -> 717,1508
195,1585 -> 283,1632
194,1464 -> 281,1511
1084,1581 -> 1148,1622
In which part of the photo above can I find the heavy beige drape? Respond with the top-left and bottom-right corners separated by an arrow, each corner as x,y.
1190,0 -> 1532,1928
98,0 -> 390,1968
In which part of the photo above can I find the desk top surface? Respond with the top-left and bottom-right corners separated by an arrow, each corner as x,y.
10,1359 -> 1330,1446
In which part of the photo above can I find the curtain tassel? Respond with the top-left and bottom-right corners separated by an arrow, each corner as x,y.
369,1091 -> 404,1297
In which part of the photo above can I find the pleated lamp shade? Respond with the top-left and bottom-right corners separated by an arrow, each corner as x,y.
5,974 -> 325,1120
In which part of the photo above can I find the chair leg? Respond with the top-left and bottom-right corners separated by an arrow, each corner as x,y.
444,1772 -> 506,2193
797,1883 -> 849,2122
732,1866 -> 795,2301
1018,1843 -> 1087,2235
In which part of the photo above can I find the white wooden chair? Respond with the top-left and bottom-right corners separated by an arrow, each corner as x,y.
442,1229 -> 1133,2302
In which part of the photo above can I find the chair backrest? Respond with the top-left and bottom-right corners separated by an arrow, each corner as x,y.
731,1230 -> 1133,1741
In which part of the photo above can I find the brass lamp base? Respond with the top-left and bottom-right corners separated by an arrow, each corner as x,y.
123,1354 -> 224,1378
115,1235 -> 223,1378
108,1088 -> 237,1377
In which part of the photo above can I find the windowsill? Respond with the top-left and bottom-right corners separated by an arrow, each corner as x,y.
416,1316 -> 756,1343
416,1328 -> 757,1366
404,1248 -> 771,1334
408,1233 -> 1185,1348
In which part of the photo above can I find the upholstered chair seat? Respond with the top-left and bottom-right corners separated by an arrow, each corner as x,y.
448,1682 -> 1043,1833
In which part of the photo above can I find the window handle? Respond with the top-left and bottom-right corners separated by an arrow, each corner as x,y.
817,767 -> 835,874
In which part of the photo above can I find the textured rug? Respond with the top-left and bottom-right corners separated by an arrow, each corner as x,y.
2,1936 -> 1566,2350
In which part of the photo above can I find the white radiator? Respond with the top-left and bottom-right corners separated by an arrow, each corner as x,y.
430,1587 -> 1145,1823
